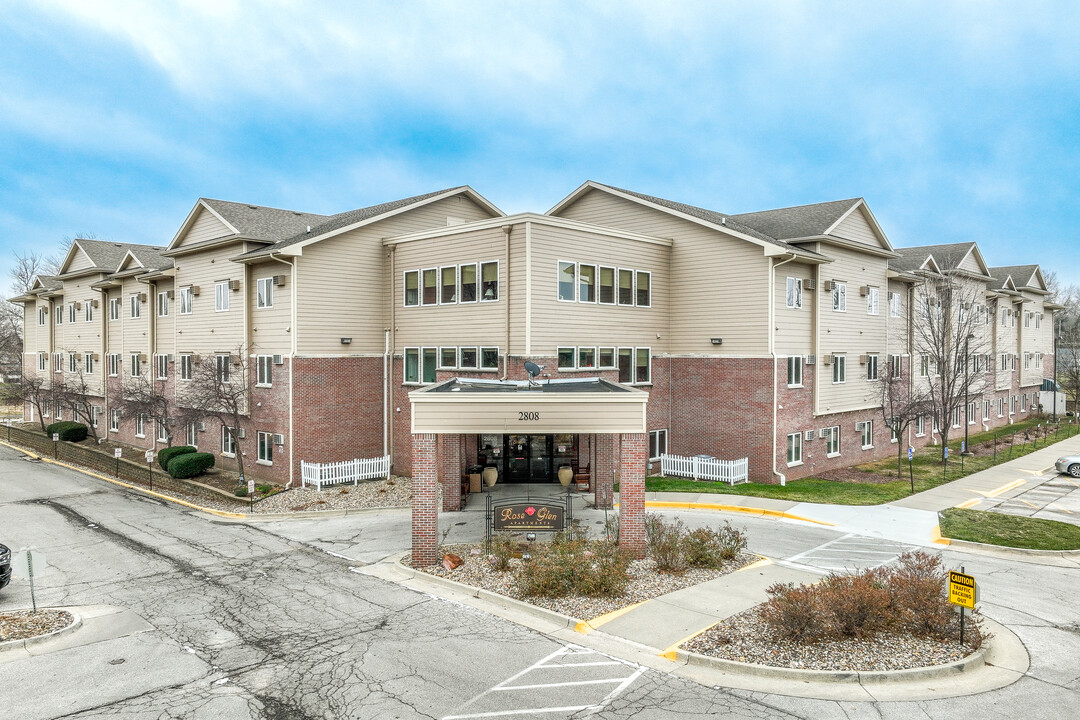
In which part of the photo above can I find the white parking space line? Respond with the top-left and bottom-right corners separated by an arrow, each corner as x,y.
443,644 -> 645,720
778,533 -> 917,574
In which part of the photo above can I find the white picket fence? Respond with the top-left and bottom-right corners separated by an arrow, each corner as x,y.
659,454 -> 749,484
300,455 -> 391,490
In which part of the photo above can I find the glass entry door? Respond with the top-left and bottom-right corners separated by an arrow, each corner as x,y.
528,435 -> 550,481
506,435 -> 530,482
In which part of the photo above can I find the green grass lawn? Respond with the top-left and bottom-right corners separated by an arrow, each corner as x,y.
939,507 -> 1080,550
640,416 -> 1080,506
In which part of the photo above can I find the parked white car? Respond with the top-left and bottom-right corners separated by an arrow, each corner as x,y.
1056,455 -> 1080,478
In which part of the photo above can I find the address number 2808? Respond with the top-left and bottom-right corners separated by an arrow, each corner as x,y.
518,411 -> 540,421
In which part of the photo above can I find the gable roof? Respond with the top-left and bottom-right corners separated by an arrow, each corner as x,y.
987,264 -> 1046,293
728,198 -> 861,241
200,199 -> 332,243
58,238 -> 168,277
548,181 -> 830,261
888,242 -> 991,278
233,186 -> 504,260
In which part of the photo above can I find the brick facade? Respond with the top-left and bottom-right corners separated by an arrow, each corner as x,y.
618,433 -> 647,558
411,433 -> 439,567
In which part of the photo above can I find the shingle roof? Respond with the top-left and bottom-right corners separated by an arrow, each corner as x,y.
233,187 -> 469,258
592,183 -> 826,257
888,243 -> 976,273
201,199 -> 331,243
728,198 -> 862,241
987,265 -> 1040,290
74,239 -> 168,273
34,275 -> 63,292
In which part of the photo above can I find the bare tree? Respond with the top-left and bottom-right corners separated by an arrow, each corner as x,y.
912,273 -> 991,460
0,300 -> 22,378
179,347 -> 251,481
112,373 -> 178,447
1058,322 -> 1080,415
878,360 -> 932,477
53,363 -> 102,441
13,373 -> 54,432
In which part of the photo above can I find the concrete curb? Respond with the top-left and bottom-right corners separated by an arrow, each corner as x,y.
672,644 -> 986,684
0,607 -> 83,654
942,536 -> 1080,559
199,505 -> 411,522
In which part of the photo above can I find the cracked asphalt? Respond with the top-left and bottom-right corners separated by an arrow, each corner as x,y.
2,443 -> 1079,718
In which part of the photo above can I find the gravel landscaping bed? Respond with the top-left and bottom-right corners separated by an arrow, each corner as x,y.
684,608 -> 977,671
250,478 -> 412,513
414,543 -> 756,621
0,609 -> 74,642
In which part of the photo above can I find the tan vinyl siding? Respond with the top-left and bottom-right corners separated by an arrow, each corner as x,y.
66,246 -> 97,273
555,188 -> 770,354
296,195 -> 498,354
410,396 -> 646,434
392,225 -> 510,350
527,223 -> 668,354
154,279 -> 175,356
957,251 -> 983,274
172,248 -> 245,354
773,263 -> 813,355
886,279 -> 908,353
816,246 -> 890,413
176,207 -> 233,248
120,278 -> 151,361
993,297 -> 1019,391
831,208 -> 881,248
249,263 -> 293,355
105,288 -> 123,357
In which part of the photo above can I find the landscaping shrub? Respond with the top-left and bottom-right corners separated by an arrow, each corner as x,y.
761,582 -> 824,641
158,445 -> 196,471
256,484 -> 273,494
518,534 -> 630,597
816,571 -> 892,638
234,486 -> 248,497
683,522 -> 748,568
167,452 -> 215,479
45,421 -> 87,442
484,533 -> 516,571
646,516 -> 688,573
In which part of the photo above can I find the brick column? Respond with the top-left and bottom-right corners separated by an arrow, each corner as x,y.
411,433 -> 439,566
618,432 -> 647,559
440,434 -> 462,511
594,434 -> 615,509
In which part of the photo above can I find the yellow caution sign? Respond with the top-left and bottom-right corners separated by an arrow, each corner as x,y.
948,570 -> 977,609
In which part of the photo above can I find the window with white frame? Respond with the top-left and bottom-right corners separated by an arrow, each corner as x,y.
256,355 -> 272,386
866,287 -> 879,315
833,355 -> 846,383
787,356 -> 802,387
109,297 -> 120,320
458,347 -> 478,370
179,286 -> 193,314
68,352 -> 76,373
952,407 -> 961,427
599,266 -> 615,304
480,347 -> 499,371
110,409 -> 120,432
68,302 -> 76,323
637,271 -> 651,307
480,261 -> 499,301
579,264 -> 596,303
578,346 -> 596,369
557,347 -> 575,370
85,299 -> 94,322
786,432 -> 802,465
180,354 -> 193,381
37,352 -> 47,371
832,282 -> 847,311
889,417 -> 899,443
860,420 -> 873,448
889,291 -> 901,317
130,354 -> 142,377
598,347 -> 616,369
1024,311 -> 1031,328
107,353 -> 119,377
635,348 -> 651,383
866,354 -> 879,381
418,268 -> 436,305
958,303 -> 967,323
185,422 -> 198,448
920,355 -> 929,377
404,270 -> 419,306
1009,395 -> 1016,415
1036,313 -> 1042,329
825,426 -> 840,456
215,281 -> 230,311
155,354 -> 168,380
983,399 -> 990,421
460,264 -> 477,303
971,353 -> 981,374
53,352 -> 62,372
439,347 -> 457,369
256,277 -> 273,308
84,352 -> 94,374
440,266 -> 457,304
216,354 -> 231,382
1035,352 -> 1043,368
258,431 -> 273,464
558,261 -> 575,301
786,277 -> 802,309
889,354 -> 901,378
135,413 -> 146,438
404,348 -> 419,383
916,415 -> 925,436
998,397 -> 1004,417
1022,394 -> 1028,412
55,306 -> 63,325
649,429 -> 667,461
618,268 -> 634,305
54,400 -> 63,419
421,347 -> 437,382
222,426 -> 236,455
157,291 -> 169,317
967,401 -> 976,425
157,421 -> 168,443
130,293 -> 141,318
38,307 -> 47,325
1024,352 -> 1031,370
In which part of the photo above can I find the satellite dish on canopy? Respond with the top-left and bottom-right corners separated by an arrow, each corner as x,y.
524,361 -> 542,378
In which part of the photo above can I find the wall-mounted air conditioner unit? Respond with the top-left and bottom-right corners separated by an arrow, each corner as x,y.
272,433 -> 285,445
819,427 -> 832,438
804,278 -> 816,291
91,299 -> 99,308
823,354 -> 834,365
822,280 -> 834,292
272,355 -> 284,365
804,430 -> 815,441
236,428 -> 246,439
138,293 -> 147,302
228,279 -> 240,291
859,354 -> 869,364
805,355 -> 816,365
860,286 -> 870,296
272,275 -> 287,287
197,422 -> 206,432
190,286 -> 201,296
167,290 -> 174,299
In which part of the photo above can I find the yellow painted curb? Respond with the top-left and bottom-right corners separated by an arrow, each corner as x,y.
734,556 -> 774,573
931,524 -> 951,546
659,622 -> 721,661
0,439 -> 248,520
639,500 -> 837,527
954,498 -> 980,509
967,479 -> 1025,498
574,599 -> 649,634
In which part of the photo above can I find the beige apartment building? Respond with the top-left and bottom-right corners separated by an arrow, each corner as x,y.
13,181 -> 1060,497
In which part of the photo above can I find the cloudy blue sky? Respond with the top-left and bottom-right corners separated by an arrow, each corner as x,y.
2,1 -> 1079,288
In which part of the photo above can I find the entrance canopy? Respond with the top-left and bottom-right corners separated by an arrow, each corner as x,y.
408,377 -> 648,434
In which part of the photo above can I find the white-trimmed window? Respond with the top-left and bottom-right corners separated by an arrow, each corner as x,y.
130,354 -> 142,377
68,302 -> 76,323
130,294 -> 141,318
635,348 -> 651,383
786,277 -> 802,309
108,353 -> 120,377
636,270 -> 651,307
68,352 -> 76,373
37,352 -> 47,371
53,401 -> 63,419
420,268 -> 438,305
459,347 -> 478,370
109,297 -> 120,320
135,413 -> 146,438
110,409 -> 120,432
179,286 -> 193,315
786,432 -> 803,466
599,266 -> 615,304
967,401 -> 977,425
155,354 -> 168,380
1024,353 -> 1031,370
787,356 -> 803,387
38,307 -> 47,325
84,352 -> 94,375
578,346 -> 597,369
598,347 -> 616,369
460,263 -> 477,303
53,352 -> 62,372
860,420 -> 873,449
1009,395 -> 1016,415
866,354 -> 879,381
480,261 -> 499,301
997,397 -> 1004,417
256,355 -> 273,386
649,429 -> 667,461
440,266 -> 457,304
617,268 -> 634,306
1022,394 -> 1028,412
1024,311 -> 1031,328
889,354 -> 901,378
558,347 -> 575,370
889,291 -> 901,317
833,355 -> 846,383
85,299 -> 94,322
439,347 -> 457,370
185,423 -> 198,448
55,306 -> 64,325
983,399 -> 990,421
222,426 -> 236,456
916,415 -> 925,436
404,348 -> 419,383
579,264 -> 596,303
952,407 -> 961,428
157,291 -> 169,317
421,347 -> 437,382
1036,352 -> 1043,369
257,277 -> 273,308
258,431 -> 273,465
180,354 -> 193,381
558,261 -> 576,301
480,347 -> 499,371
889,417 -> 899,442
215,281 -> 230,312
866,287 -> 879,315
1036,313 -> 1043,329
404,270 -> 419,306
825,426 -> 840,456
832,282 -> 847,311
216,354 -> 231,382
157,421 -> 169,443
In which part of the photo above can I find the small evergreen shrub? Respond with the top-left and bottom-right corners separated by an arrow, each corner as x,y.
234,486 -> 248,497
167,452 -> 215,478
158,445 -> 196,471
45,421 -> 87,442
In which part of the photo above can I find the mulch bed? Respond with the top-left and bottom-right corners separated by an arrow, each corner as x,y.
0,609 -> 74,642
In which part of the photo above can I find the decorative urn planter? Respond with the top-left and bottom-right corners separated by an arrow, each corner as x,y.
482,466 -> 499,488
558,465 -> 573,487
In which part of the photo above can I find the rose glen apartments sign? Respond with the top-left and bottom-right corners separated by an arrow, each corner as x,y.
492,502 -> 566,532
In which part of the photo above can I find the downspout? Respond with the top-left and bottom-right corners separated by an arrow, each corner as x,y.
388,244 -> 397,465
770,253 -> 797,486
907,283 -> 916,447
99,287 -> 109,437
383,328 -> 390,457
502,224 -> 513,379
267,252 -> 296,488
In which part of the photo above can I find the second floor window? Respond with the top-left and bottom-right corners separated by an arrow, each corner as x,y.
215,281 -> 230,312
866,354 -> 879,381
130,354 -> 142,377
85,300 -> 94,322
156,354 -> 169,380
130,294 -> 141,318
257,355 -> 273,386
180,354 -> 193,381
786,277 -> 802,309
109,298 -> 120,320
158,291 -> 169,317
84,353 -> 94,374
866,288 -> 879,315
481,261 -> 499,301
108,353 -> 119,377
832,282 -> 847,311
68,353 -> 76,373
889,291 -> 901,317
38,307 -> 47,325
179,286 -> 193,314
55,306 -> 64,325
833,355 -> 846,383
216,354 -> 231,382
257,278 -> 273,308
787,356 -> 802,386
